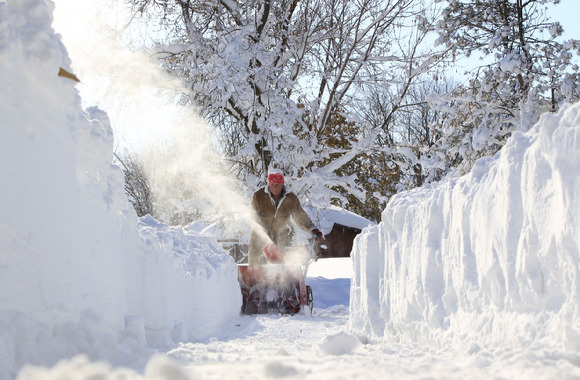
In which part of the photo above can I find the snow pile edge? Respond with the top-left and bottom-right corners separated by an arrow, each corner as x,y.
349,102 -> 580,354
0,1 -> 240,377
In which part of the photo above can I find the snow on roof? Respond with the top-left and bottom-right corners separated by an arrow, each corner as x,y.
316,205 -> 375,234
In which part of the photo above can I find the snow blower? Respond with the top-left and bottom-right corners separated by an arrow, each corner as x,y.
238,237 -> 318,315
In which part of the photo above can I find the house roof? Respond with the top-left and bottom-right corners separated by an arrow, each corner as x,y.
316,205 -> 375,235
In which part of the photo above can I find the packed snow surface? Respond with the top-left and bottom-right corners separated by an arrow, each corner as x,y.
1,0 -> 580,379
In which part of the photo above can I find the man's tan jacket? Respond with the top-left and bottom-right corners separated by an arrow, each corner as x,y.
248,186 -> 315,265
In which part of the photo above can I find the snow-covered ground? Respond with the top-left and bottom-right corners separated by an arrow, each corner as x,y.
1,0 -> 580,379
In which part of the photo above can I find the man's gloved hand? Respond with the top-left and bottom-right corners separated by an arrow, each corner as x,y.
312,228 -> 324,242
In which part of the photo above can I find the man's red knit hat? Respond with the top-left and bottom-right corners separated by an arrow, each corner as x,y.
267,168 -> 284,184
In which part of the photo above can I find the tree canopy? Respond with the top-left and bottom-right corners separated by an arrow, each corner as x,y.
122,0 -> 579,223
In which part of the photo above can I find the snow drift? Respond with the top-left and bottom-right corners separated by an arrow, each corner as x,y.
349,101 -> 580,356
0,1 -> 240,377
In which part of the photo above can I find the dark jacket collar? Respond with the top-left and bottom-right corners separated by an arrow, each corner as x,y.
265,185 -> 286,205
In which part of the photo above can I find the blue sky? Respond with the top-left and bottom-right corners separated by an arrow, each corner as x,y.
550,0 -> 580,40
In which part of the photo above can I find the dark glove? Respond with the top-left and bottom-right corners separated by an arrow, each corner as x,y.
312,228 -> 324,242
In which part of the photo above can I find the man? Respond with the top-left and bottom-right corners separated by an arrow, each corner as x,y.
248,168 -> 323,265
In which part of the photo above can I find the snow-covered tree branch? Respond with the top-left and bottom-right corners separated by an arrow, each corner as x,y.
430,0 -> 580,176
126,0 -> 448,221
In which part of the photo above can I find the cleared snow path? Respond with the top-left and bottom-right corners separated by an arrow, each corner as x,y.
168,307 -> 351,378
151,259 -> 574,380
162,308 -> 574,379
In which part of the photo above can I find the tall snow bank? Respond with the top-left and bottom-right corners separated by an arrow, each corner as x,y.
349,102 -> 580,356
0,0 -> 240,377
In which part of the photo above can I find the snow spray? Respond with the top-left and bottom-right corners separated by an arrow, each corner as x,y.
52,0 -> 264,236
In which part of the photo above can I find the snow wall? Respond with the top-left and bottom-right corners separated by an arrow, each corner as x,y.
349,101 -> 580,354
0,1 -> 240,377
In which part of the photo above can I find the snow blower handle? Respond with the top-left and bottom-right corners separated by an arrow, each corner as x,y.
312,229 -> 324,242
310,230 -> 325,262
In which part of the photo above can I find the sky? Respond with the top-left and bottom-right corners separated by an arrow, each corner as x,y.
551,0 -> 580,40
